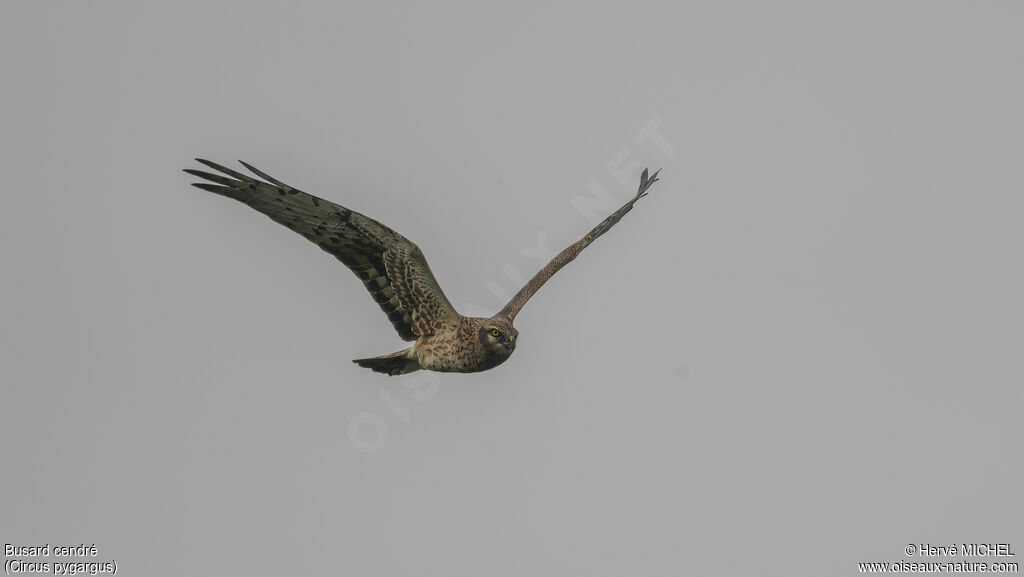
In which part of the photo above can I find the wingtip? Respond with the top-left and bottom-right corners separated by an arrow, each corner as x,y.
634,167 -> 661,199
237,160 -> 289,188
190,182 -> 232,194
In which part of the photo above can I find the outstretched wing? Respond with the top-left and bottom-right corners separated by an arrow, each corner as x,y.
185,159 -> 460,341
497,169 -> 660,322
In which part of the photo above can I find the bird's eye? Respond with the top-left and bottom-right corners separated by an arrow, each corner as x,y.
489,328 -> 501,338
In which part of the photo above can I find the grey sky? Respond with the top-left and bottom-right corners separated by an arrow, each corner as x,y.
2,2 -> 1022,575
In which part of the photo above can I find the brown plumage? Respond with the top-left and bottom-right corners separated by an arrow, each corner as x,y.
185,159 -> 659,375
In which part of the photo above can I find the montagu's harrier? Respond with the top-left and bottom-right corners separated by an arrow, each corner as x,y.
185,160 -> 659,375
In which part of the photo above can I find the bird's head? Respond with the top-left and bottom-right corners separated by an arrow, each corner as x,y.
478,318 -> 518,358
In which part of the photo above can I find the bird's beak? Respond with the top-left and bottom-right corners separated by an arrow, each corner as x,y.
503,340 -> 516,351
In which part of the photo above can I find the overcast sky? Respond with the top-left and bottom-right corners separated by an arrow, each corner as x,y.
2,2 -> 1022,575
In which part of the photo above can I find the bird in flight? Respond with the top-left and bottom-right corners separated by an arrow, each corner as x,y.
185,160 -> 660,375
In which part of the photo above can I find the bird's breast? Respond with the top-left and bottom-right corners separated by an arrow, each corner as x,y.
412,334 -> 503,373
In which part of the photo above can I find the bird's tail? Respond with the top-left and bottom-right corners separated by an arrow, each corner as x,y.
352,348 -> 421,376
